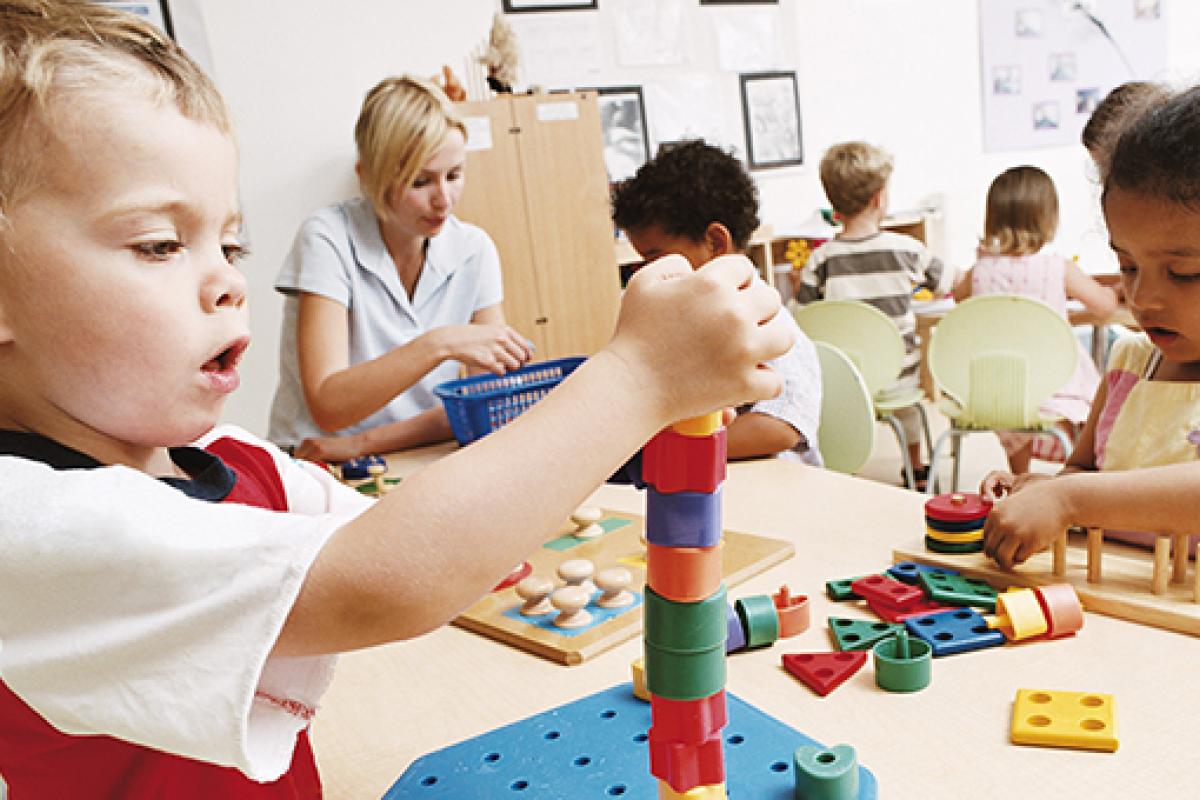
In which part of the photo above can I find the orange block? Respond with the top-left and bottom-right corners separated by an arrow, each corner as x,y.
772,586 -> 812,638
646,541 -> 723,602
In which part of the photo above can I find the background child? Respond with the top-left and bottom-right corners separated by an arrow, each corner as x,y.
796,141 -> 954,488
952,166 -> 1117,474
0,2 -> 792,795
982,86 -> 1200,569
1081,80 -> 1171,179
612,140 -> 822,463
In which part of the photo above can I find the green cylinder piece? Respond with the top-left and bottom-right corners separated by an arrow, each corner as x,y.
793,743 -> 859,800
644,584 -> 728,654
924,535 -> 984,554
872,631 -> 932,693
735,594 -> 780,649
644,641 -> 726,700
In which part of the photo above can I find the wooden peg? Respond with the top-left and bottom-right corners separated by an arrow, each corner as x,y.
515,576 -> 555,616
557,558 -> 595,590
550,586 -> 593,628
594,567 -> 634,608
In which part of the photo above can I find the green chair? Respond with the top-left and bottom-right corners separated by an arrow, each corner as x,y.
926,294 -> 1078,493
813,341 -> 877,475
794,300 -> 932,489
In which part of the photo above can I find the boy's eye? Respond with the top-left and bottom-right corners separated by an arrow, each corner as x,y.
133,240 -> 183,259
222,243 -> 248,265
1171,271 -> 1200,282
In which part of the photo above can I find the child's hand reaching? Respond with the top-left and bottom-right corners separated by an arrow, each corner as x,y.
979,469 -> 1053,501
981,476 -> 1072,569
604,254 -> 793,424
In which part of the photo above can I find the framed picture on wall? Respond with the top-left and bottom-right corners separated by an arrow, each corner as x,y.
594,86 -> 651,184
502,0 -> 598,12
739,71 -> 802,169
95,0 -> 174,38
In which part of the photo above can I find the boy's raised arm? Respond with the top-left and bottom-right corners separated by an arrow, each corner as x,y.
274,254 -> 794,656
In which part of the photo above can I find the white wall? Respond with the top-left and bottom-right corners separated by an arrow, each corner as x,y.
193,0 -> 1200,436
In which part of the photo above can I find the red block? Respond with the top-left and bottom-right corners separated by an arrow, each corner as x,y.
650,691 -> 727,744
866,596 -> 957,623
648,730 -> 726,793
782,651 -> 867,697
851,574 -> 923,610
643,426 -> 727,494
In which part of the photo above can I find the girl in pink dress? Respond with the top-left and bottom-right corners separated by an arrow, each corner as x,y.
953,166 -> 1118,474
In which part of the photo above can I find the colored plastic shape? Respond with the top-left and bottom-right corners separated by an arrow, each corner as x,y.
646,541 -> 723,602
887,561 -> 959,585
725,603 -> 747,653
734,595 -> 780,649
648,729 -> 725,792
989,588 -> 1049,641
1010,688 -> 1118,752
917,572 -> 999,611
645,641 -> 726,701
657,781 -> 728,799
904,609 -> 1005,657
631,658 -> 649,702
923,516 -> 987,533
793,743 -> 859,800
646,487 -> 723,548
643,426 -> 728,494
924,526 -> 985,543
828,617 -> 902,652
826,575 -> 875,601
924,536 -> 984,554
850,575 -> 923,610
671,412 -> 723,437
645,585 -> 728,654
492,561 -> 532,592
650,690 -> 728,744
772,586 -> 812,638
338,453 -> 385,480
1034,584 -> 1085,638
872,630 -> 932,693
924,491 -> 991,523
781,651 -> 867,697
866,597 -> 956,623
383,683 -> 879,798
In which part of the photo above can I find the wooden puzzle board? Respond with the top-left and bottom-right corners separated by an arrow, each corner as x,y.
454,509 -> 794,665
893,536 -> 1200,637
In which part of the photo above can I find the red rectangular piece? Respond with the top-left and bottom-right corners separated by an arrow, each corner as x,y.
867,596 -> 958,623
650,691 -> 727,744
851,574 -> 924,611
643,426 -> 727,494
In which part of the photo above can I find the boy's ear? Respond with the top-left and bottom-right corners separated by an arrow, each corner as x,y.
703,222 -> 736,257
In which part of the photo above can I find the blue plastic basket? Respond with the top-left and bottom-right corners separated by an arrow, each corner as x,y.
433,356 -> 585,446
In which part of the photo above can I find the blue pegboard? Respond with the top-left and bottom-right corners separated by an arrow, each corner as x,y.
384,683 -> 878,799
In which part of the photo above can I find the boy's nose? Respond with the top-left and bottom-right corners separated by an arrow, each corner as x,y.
201,260 -> 247,312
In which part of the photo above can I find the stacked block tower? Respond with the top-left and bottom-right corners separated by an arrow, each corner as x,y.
641,411 -> 729,799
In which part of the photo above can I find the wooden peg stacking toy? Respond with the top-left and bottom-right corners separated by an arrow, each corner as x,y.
514,575 -> 555,616
595,567 -> 635,608
550,585 -> 592,629
642,412 -> 731,798
924,492 -> 990,554
570,505 -> 604,540
557,558 -> 595,591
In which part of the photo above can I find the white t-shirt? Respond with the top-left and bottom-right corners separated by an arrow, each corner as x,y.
269,198 -> 504,448
0,425 -> 372,781
742,310 -> 824,465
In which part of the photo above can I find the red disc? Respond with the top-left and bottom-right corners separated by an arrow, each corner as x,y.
924,491 -> 992,523
493,561 -> 533,592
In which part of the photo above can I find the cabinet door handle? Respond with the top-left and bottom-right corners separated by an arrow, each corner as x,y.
535,317 -> 548,325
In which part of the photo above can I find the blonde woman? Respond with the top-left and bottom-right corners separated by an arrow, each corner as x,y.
269,76 -> 532,460
953,165 -> 1117,474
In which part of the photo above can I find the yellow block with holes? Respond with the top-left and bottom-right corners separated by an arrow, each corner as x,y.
657,781 -> 727,799
1010,688 -> 1118,752
631,657 -> 649,702
925,526 -> 984,543
671,412 -> 723,437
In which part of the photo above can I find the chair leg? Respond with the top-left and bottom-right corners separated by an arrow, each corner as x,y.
927,427 -> 954,495
883,414 -> 915,489
915,402 -> 934,463
950,430 -> 963,492
1048,426 -> 1073,462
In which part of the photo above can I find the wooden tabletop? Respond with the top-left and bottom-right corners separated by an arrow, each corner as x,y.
310,450 -> 1199,799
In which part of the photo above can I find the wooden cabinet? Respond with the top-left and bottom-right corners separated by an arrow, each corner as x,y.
454,92 -> 621,360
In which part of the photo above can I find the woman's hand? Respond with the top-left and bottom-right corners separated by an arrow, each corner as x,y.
428,324 -> 533,374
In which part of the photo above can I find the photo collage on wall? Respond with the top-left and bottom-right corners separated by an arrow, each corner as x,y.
978,0 -> 1166,151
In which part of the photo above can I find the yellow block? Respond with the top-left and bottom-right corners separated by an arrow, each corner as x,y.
925,526 -> 984,543
1010,689 -> 1118,752
671,412 -> 723,437
658,781 -> 728,799
988,589 -> 1048,640
631,657 -> 649,702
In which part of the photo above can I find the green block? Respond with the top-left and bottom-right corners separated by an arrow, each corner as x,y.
828,617 -> 902,652
917,572 -> 998,611
735,594 -> 779,649
793,743 -> 859,800
644,585 -> 728,653
872,630 -> 932,693
825,574 -> 876,601
644,641 -> 726,700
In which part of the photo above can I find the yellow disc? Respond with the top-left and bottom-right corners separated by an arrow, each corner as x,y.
925,526 -> 984,543
671,411 -> 723,437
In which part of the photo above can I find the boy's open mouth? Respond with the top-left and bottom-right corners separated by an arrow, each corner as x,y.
202,337 -> 249,372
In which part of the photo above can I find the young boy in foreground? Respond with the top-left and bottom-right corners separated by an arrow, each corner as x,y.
0,2 -> 792,795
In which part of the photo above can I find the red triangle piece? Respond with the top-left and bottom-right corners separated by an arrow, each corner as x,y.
782,651 -> 867,696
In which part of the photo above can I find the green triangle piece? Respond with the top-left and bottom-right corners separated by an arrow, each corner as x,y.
917,572 -> 999,611
828,617 -> 902,651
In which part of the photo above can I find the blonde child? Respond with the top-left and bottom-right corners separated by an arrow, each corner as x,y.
982,86 -> 1200,569
0,2 -> 792,795
1081,80 -> 1171,179
797,141 -> 954,488
952,166 -> 1117,474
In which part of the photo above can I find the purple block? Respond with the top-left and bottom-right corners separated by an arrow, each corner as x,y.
645,486 -> 722,548
725,602 -> 747,653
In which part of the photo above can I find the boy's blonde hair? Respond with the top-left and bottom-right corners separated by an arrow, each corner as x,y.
354,75 -> 466,220
979,166 -> 1058,257
0,0 -> 230,225
819,142 -> 893,217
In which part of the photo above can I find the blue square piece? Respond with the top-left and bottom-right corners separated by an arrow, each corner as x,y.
887,561 -> 959,585
904,609 -> 1004,657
